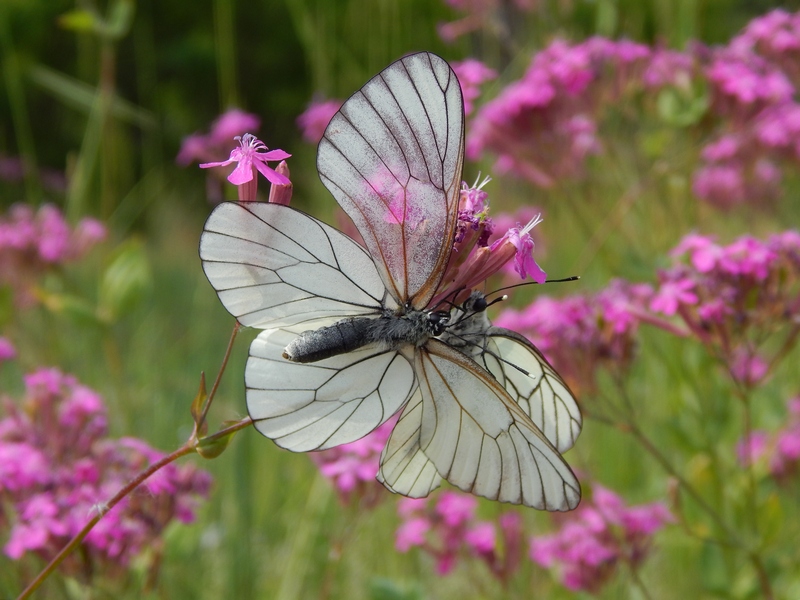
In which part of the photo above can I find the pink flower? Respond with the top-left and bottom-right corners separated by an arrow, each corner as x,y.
177,109 -> 261,166
650,277 -> 698,315
310,417 -> 395,504
395,490 -> 523,581
453,59 -> 497,116
489,217 -> 547,283
0,337 -> 15,362
209,108 -> 261,144
200,133 -> 291,186
436,490 -> 477,527
465,522 -> 496,553
396,517 -> 431,552
297,99 -> 342,144
529,485 -> 671,594
0,369 -> 212,571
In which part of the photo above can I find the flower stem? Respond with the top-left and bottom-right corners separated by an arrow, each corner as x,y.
16,416 -> 253,600
16,444 -> 193,600
197,322 -> 240,433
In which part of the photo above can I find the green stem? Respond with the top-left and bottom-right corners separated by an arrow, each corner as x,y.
197,321 -> 240,434
67,39 -> 117,220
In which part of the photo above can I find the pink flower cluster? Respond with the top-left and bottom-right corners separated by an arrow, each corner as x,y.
296,60 -> 494,144
650,231 -> 800,386
495,279 -> 653,394
310,418 -> 395,506
530,486 -> 672,594
0,368 -> 212,577
395,491 -> 524,582
0,203 -> 106,307
0,154 -> 67,194
452,59 -> 497,116
737,397 -> 800,482
458,8 -> 800,208
433,177 -> 547,307
467,37 -> 649,188
692,25 -> 797,208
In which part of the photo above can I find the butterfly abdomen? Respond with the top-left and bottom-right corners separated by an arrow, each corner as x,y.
282,311 -> 434,364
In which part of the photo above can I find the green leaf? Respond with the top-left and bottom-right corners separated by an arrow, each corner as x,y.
57,9 -> 98,33
28,64 -> 156,129
368,578 -> 424,600
191,372 -> 209,434
98,239 -> 153,323
106,0 -> 135,39
196,422 -> 241,459
657,86 -> 709,127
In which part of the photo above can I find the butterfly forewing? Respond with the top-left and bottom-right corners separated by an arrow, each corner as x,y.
318,52 -> 464,307
200,203 -> 390,330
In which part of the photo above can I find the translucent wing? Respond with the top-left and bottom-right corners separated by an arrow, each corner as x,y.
477,327 -> 582,453
200,202 -> 391,330
379,322 -> 581,498
318,52 -> 464,307
377,389 -> 442,498
382,340 -> 580,510
247,328 -> 416,451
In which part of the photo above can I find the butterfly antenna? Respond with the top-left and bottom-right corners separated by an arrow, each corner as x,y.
430,286 -> 467,312
485,275 -> 580,302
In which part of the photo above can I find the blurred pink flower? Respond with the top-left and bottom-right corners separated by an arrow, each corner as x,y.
310,417 -> 396,505
177,108 -> 261,166
394,490 -> 520,582
530,485 -> 671,594
209,108 -> 261,144
736,431 -> 769,465
649,277 -> 698,315
0,337 -> 15,362
0,368 -> 212,575
495,279 -> 652,394
650,231 -> 800,379
297,99 -> 342,144
453,59 -> 497,116
0,204 -> 105,307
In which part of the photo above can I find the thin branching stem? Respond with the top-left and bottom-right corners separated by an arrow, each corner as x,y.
198,321 -> 240,432
16,411 -> 252,598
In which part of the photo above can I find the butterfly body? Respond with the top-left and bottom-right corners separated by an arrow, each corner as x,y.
282,307 -> 449,363
200,52 -> 582,510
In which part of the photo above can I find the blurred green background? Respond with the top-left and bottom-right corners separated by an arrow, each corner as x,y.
2,0 -> 800,598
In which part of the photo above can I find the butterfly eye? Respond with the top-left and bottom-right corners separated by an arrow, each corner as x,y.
466,293 -> 488,313
428,311 -> 451,336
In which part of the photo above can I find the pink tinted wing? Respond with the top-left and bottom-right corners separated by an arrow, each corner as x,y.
317,52 -> 464,307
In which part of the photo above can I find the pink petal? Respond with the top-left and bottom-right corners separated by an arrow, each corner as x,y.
227,160 -> 256,185
254,161 -> 291,185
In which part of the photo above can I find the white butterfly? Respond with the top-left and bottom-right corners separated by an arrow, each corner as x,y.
199,52 -> 581,510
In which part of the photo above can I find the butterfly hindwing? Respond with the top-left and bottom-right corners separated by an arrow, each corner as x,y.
379,322 -> 582,499
408,340 -> 580,510
247,328 -> 417,452
318,52 -> 465,307
478,327 -> 582,454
